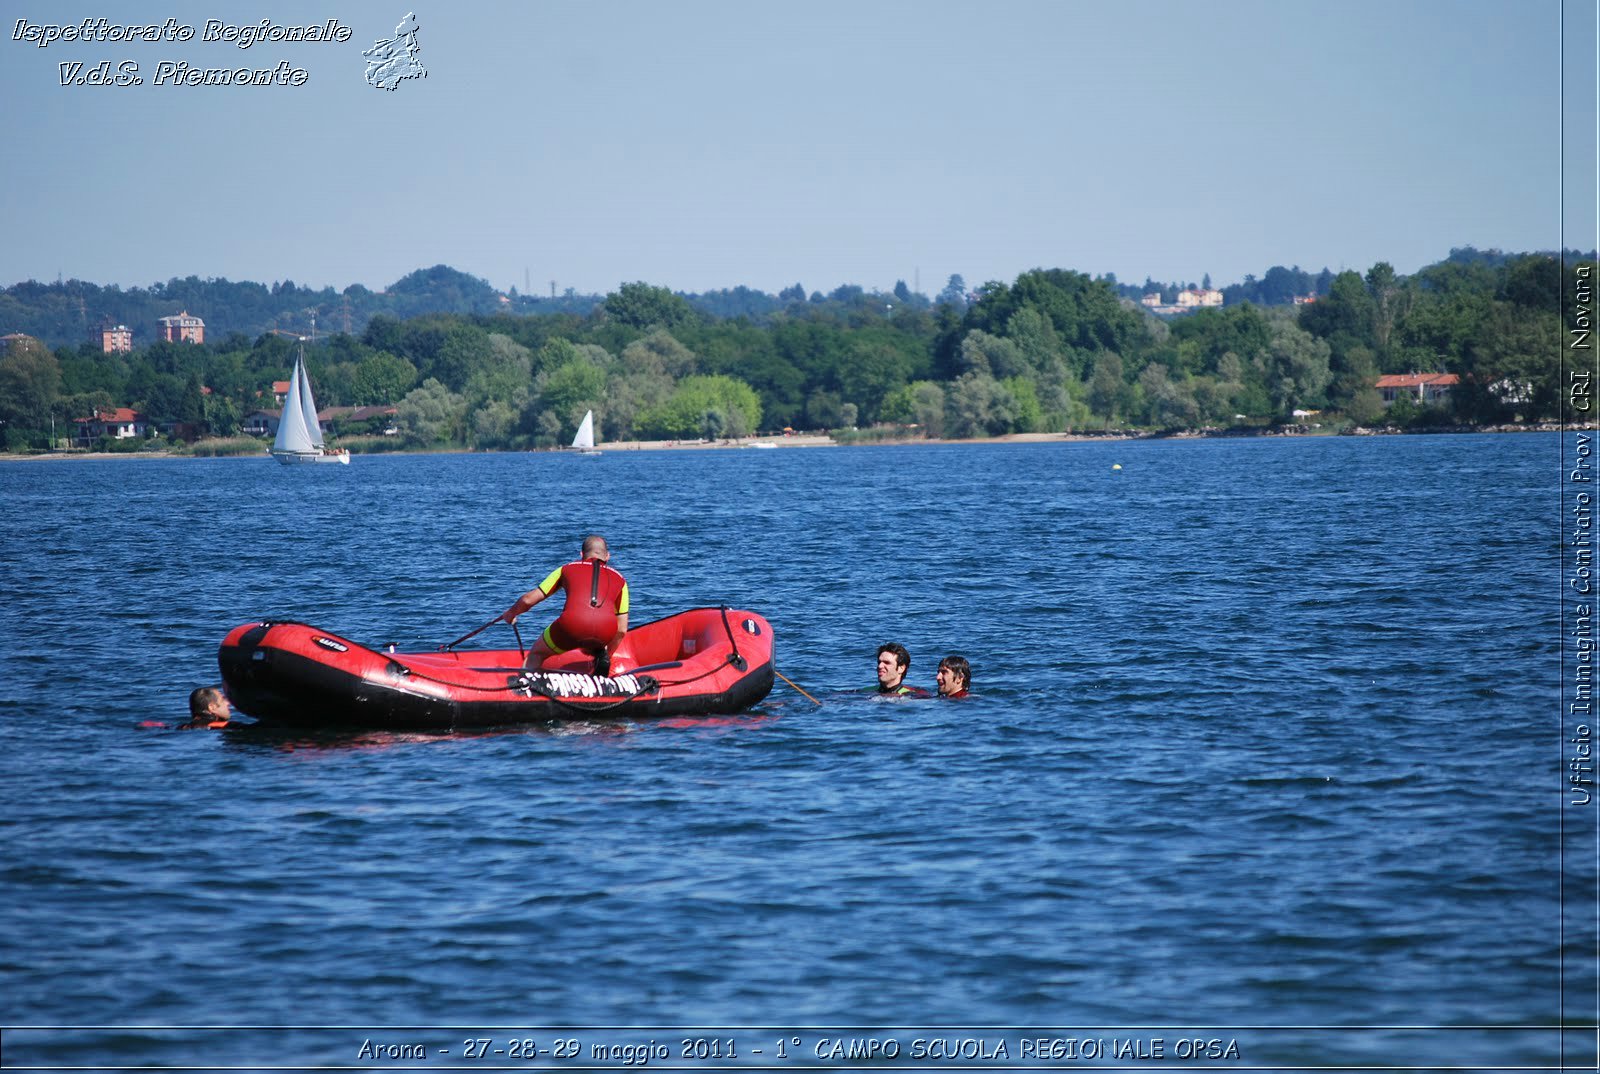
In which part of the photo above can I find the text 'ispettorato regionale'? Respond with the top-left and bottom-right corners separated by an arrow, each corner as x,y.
14,18 -> 352,87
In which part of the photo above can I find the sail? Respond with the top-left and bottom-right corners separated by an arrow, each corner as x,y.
273,358 -> 317,454
296,355 -> 325,449
572,410 -> 595,450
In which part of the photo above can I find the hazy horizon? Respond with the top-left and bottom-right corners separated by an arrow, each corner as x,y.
5,244 -> 1592,303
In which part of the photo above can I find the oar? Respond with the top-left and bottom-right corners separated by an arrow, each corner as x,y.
441,614 -> 503,651
775,669 -> 822,705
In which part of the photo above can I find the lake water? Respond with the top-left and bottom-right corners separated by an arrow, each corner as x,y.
0,433 -> 1589,1071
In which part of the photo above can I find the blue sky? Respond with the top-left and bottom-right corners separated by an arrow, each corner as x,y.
2,0 -> 1594,297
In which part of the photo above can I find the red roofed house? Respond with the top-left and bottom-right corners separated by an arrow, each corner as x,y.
272,380 -> 292,405
243,409 -> 280,437
1175,287 -> 1224,308
157,311 -> 205,344
1375,373 -> 1460,406
74,407 -> 148,445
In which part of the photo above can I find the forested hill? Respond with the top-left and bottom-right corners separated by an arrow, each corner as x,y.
0,247 -> 1591,453
6,247 -> 1580,349
2,266 -> 944,346
0,265 -> 588,348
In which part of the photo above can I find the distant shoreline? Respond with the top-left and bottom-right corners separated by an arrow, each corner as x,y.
0,423 -> 1566,462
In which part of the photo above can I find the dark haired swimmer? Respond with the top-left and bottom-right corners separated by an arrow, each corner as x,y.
183,685 -> 232,729
935,655 -> 971,699
872,643 -> 930,697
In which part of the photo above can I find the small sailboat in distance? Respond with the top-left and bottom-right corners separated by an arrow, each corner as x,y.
571,410 -> 601,456
271,344 -> 350,466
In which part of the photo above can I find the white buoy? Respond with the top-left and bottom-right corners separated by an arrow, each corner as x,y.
1112,464 -> 1122,470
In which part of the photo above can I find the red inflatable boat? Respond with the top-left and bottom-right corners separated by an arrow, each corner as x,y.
218,606 -> 775,731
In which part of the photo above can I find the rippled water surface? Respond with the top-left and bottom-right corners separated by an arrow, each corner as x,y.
0,434 -> 1578,1068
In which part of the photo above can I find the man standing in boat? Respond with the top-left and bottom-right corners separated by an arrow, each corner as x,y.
502,535 -> 629,674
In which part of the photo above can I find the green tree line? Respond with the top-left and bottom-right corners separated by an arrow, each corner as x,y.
0,250 -> 1589,452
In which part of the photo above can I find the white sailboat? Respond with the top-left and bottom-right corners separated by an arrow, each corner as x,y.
271,347 -> 350,466
571,410 -> 601,456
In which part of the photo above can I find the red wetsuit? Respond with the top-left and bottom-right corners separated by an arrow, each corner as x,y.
537,558 -> 630,653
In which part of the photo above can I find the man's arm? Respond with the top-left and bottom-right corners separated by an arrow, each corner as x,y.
606,613 -> 629,657
501,587 -> 548,624
605,581 -> 631,656
503,567 -> 564,624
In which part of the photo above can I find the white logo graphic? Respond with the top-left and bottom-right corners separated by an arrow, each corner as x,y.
363,12 -> 425,91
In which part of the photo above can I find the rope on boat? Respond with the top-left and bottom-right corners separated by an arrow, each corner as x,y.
718,605 -> 747,670
648,652 -> 746,690
372,605 -> 765,711
536,683 -> 660,715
